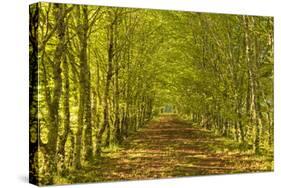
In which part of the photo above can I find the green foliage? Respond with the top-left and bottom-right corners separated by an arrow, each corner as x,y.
30,2 -> 273,185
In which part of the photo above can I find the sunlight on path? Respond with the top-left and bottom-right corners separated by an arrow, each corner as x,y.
70,115 -> 273,183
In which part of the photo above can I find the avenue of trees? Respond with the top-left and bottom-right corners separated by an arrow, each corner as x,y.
29,2 -> 273,185
171,13 -> 273,153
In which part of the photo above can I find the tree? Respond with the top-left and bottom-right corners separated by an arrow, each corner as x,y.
31,3 -> 273,185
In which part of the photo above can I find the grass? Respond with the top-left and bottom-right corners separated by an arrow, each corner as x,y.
56,115 -> 273,184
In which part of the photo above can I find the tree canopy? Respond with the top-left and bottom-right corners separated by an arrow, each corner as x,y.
29,3 -> 273,185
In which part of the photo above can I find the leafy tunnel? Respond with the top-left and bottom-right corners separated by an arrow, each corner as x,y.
29,2 -> 273,185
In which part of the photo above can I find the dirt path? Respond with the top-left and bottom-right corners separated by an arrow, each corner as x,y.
70,115 -> 273,183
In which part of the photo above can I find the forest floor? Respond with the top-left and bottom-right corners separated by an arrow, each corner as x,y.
66,115 -> 273,184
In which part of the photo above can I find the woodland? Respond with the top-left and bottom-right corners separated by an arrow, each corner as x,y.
29,3 -> 273,185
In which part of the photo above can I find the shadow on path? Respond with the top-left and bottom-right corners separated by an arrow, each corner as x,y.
69,115 -> 273,183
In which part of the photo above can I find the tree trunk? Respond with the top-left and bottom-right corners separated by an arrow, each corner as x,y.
29,3 -> 39,185
44,4 -> 66,184
83,6 -> 95,162
114,59 -> 121,144
96,14 -> 115,156
74,5 -> 91,169
254,80 -> 262,154
57,55 -> 70,175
